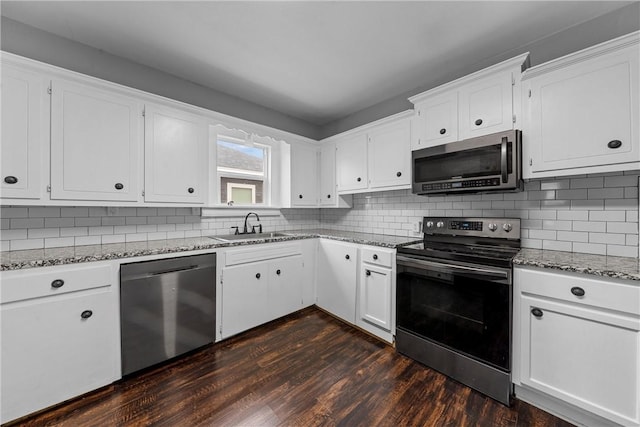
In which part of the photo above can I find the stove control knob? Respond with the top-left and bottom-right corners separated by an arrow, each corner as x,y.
436,221 -> 445,228
488,223 -> 498,232
503,223 -> 513,232
426,221 -> 434,229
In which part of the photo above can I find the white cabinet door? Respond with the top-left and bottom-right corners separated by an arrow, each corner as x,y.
144,104 -> 207,204
413,92 -> 458,149
1,289 -> 116,424
367,118 -> 411,189
336,133 -> 368,192
316,239 -> 358,323
269,255 -> 304,319
221,261 -> 269,338
358,264 -> 391,331
290,144 -> 319,206
1,64 -> 45,200
519,295 -> 640,427
319,143 -> 337,206
458,71 -> 513,140
51,79 -> 141,201
527,47 -> 639,174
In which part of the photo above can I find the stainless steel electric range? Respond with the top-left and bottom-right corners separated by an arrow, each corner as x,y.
395,217 -> 521,405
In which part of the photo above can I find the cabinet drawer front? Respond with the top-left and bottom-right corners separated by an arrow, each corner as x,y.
1,264 -> 112,304
224,242 -> 302,266
361,247 -> 394,268
517,267 -> 640,315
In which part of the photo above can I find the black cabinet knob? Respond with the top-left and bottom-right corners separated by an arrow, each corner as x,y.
4,176 -> 18,184
345,254 -> 350,260
81,310 -> 93,319
570,287 -> 585,297
475,119 -> 483,126
276,269 -> 281,275
608,140 -> 622,149
373,254 -> 378,260
327,194 -> 331,199
114,183 -> 124,190
256,273 -> 261,279
531,308 -> 543,318
396,172 -> 402,177
188,187 -> 195,194
439,128 -> 446,135
299,194 -> 303,199
366,270 -> 371,276
357,177 -> 361,182
51,279 -> 64,288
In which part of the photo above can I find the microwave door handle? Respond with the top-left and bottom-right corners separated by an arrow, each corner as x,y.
397,255 -> 509,281
501,136 -> 508,183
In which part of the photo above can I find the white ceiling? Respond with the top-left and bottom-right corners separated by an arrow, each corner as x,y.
1,1 -> 634,126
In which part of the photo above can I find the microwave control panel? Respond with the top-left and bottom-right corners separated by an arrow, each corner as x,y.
422,178 -> 501,192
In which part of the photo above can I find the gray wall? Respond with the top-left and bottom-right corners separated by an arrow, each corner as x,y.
0,17 -> 321,140
319,2 -> 640,139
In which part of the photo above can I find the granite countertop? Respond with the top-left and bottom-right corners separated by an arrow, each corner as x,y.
514,248 -> 640,282
0,229 -> 421,271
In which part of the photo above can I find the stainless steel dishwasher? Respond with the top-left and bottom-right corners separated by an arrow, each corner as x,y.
120,253 -> 216,375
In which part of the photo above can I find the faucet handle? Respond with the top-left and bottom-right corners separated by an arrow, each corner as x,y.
251,225 -> 257,234
258,224 -> 263,234
230,226 -> 239,235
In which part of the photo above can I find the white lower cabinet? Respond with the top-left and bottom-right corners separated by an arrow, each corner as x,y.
0,263 -> 118,424
220,243 -> 305,339
316,239 -> 358,324
514,267 -> 640,427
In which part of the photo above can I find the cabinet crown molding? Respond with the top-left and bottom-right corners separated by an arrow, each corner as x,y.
320,109 -> 413,143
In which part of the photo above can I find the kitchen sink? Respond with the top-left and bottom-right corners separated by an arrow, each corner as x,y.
209,232 -> 291,242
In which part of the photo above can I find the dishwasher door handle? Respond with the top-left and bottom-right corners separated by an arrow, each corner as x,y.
149,265 -> 199,276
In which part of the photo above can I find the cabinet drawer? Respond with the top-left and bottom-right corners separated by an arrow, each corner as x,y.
517,267 -> 640,315
361,247 -> 394,268
224,242 -> 302,266
1,263 -> 112,304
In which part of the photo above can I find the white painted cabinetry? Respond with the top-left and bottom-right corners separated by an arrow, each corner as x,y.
290,143 -> 319,206
357,246 -> 395,343
411,92 -> 458,149
220,243 -> 305,338
316,239 -> 358,324
522,32 -> 639,178
336,133 -> 368,192
0,263 -> 118,424
319,142 -> 352,208
0,61 -> 46,200
50,79 -> 142,202
144,103 -> 208,204
514,267 -> 640,427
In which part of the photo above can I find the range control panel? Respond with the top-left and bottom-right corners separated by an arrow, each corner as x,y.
423,217 -> 520,239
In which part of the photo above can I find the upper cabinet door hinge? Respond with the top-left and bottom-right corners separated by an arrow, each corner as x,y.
511,75 -> 516,86
46,185 -> 51,192
142,107 -> 145,117
529,158 -> 533,166
512,114 -> 516,124
47,85 -> 52,95
528,89 -> 532,98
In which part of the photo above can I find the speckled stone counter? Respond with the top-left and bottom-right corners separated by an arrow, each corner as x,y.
514,248 -> 640,282
0,230 -> 421,271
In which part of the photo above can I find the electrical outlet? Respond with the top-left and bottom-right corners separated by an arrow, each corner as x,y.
107,207 -> 119,216
413,221 -> 422,233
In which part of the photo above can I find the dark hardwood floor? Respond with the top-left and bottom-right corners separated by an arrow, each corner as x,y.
10,307 -> 573,427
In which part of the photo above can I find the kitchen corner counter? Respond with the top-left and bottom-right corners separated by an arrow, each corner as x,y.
514,248 -> 640,281
0,230 -> 420,271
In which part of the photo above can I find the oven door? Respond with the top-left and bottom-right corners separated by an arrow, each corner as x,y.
396,255 -> 511,371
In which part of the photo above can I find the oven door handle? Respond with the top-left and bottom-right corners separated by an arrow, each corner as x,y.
397,255 -> 510,281
501,136 -> 508,184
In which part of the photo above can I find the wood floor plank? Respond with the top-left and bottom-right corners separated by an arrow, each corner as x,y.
6,307 -> 575,427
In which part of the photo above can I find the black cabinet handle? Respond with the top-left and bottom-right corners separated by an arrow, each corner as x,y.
81,310 -> 93,319
345,254 -> 350,260
4,176 -> 18,184
571,287 -> 585,297
366,270 -> 371,276
608,140 -> 622,149
188,187 -> 195,194
475,119 -> 483,126
327,194 -> 331,199
256,273 -> 261,279
276,269 -> 281,275
373,254 -> 378,260
114,183 -> 124,190
396,172 -> 402,177
51,279 -> 65,288
439,128 -> 446,135
357,177 -> 362,182
299,194 -> 303,199
531,308 -> 543,318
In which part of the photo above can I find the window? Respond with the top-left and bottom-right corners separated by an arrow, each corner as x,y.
214,130 -> 271,206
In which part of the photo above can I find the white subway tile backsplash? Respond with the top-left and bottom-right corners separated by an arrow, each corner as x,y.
589,210 -> 626,222
28,207 -> 60,218
11,218 -> 45,229
11,239 -> 44,250
557,210 -> 589,221
589,232 -> 626,245
556,231 -> 589,242
101,234 -> 126,244
543,220 -> 572,231
607,222 -> 638,234
74,236 -> 102,246
45,217 -> 75,228
1,207 -> 28,218
573,242 -> 607,255
27,228 -> 59,239
1,229 -> 28,240
61,207 -> 88,217
607,244 -> 638,258
60,227 -> 88,237
45,237 -> 75,248
75,217 -> 102,227
543,240 -> 572,252
573,221 -> 606,233
604,175 -> 639,187
570,177 -> 603,188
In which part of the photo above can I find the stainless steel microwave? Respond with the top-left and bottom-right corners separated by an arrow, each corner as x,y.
412,129 -> 522,195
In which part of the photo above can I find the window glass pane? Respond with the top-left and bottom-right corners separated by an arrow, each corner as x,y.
231,187 -> 254,204
217,138 -> 264,173
220,178 -> 264,204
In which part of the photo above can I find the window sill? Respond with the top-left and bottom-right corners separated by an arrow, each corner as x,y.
201,207 -> 282,218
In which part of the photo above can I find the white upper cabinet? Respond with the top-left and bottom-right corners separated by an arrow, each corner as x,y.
412,92 -> 458,149
50,79 -> 142,202
144,103 -> 207,204
522,32 -> 639,178
336,133 -> 368,192
290,143 -> 319,206
0,61 -> 46,200
367,118 -> 411,189
409,53 -> 528,149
